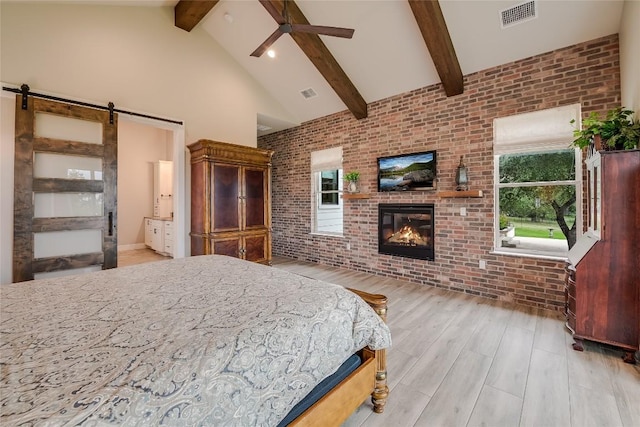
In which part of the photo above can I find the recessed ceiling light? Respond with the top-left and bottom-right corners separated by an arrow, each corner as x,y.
223,13 -> 233,24
267,50 -> 276,58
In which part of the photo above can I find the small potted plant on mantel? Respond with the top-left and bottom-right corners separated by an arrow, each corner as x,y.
344,171 -> 360,193
570,107 -> 640,152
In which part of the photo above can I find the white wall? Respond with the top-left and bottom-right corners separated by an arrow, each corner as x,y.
620,0 -> 640,118
117,120 -> 172,248
0,2 -> 297,283
0,2 -> 295,145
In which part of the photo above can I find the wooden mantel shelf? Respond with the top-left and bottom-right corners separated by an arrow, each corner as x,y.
438,190 -> 484,198
342,193 -> 371,199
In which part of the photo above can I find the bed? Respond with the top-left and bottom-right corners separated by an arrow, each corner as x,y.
0,255 -> 391,426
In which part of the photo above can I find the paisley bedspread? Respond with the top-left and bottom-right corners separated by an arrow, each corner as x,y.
0,255 -> 391,426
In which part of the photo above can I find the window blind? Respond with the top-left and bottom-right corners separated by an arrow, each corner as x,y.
310,146 -> 342,172
493,104 -> 581,154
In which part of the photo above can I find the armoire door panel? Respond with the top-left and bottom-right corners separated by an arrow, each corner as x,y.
213,164 -> 240,231
244,234 -> 267,263
245,168 -> 266,229
213,238 -> 240,258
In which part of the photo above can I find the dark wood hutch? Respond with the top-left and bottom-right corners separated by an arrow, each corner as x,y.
188,140 -> 273,265
565,149 -> 639,363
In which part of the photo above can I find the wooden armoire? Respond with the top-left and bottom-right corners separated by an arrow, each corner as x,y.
566,149 -> 640,363
188,140 -> 273,265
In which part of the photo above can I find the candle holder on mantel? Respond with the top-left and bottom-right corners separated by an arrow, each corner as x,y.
455,156 -> 469,191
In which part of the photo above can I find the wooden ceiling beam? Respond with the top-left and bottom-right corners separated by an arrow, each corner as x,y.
175,0 -> 219,32
262,0 -> 368,119
408,0 -> 463,96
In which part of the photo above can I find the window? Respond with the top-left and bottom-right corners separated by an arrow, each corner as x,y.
311,147 -> 343,235
320,170 -> 340,206
493,105 -> 582,258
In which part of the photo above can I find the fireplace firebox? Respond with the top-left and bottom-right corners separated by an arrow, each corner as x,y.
378,204 -> 434,260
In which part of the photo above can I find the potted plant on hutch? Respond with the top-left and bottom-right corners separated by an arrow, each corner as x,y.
344,171 -> 360,193
570,107 -> 640,152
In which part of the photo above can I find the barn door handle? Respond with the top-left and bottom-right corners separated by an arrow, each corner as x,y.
108,212 -> 114,236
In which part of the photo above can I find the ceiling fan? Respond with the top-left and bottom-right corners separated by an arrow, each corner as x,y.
250,0 -> 355,57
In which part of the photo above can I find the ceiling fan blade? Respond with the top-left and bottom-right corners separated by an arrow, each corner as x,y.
290,24 -> 354,39
258,0 -> 285,25
250,29 -> 284,57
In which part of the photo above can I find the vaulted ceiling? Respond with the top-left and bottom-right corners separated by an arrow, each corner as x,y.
176,0 -> 623,135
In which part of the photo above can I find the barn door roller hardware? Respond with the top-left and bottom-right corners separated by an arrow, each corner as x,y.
21,84 -> 29,110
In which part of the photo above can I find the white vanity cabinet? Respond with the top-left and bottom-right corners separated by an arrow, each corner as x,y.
163,221 -> 173,256
144,218 -> 154,247
144,217 -> 173,257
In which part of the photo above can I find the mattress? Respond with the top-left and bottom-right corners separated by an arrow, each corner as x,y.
0,255 -> 391,426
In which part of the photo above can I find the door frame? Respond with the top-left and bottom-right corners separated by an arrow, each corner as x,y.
118,114 -> 186,259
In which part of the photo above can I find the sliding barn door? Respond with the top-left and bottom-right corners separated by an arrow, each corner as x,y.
13,95 -> 118,282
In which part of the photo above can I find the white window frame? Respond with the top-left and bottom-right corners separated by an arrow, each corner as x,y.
493,104 -> 583,259
310,147 -> 343,236
318,169 -> 342,208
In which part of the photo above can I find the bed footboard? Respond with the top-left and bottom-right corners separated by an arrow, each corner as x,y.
347,288 -> 389,414
289,288 -> 389,426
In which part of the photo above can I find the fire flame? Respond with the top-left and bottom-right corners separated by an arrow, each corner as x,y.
388,225 -> 428,246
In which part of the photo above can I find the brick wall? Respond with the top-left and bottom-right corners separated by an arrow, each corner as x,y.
258,34 -> 620,311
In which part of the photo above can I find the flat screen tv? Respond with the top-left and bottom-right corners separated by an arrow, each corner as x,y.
377,150 -> 437,192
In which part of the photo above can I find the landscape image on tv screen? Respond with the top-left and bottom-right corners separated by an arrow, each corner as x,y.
378,151 -> 436,191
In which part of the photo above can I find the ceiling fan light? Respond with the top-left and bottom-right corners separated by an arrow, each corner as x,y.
267,50 -> 276,58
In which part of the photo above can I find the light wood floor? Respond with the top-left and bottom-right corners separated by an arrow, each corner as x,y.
271,256 -> 640,427
118,248 -> 169,267
118,252 -> 640,426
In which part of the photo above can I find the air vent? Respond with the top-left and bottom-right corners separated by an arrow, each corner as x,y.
257,124 -> 272,132
300,88 -> 318,99
500,1 -> 537,28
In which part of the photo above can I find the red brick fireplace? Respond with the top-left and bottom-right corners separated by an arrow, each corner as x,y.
379,204 -> 434,260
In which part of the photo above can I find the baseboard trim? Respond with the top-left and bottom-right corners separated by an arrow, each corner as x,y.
118,243 -> 147,252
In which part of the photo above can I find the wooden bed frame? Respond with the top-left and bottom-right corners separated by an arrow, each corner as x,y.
290,288 -> 389,426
